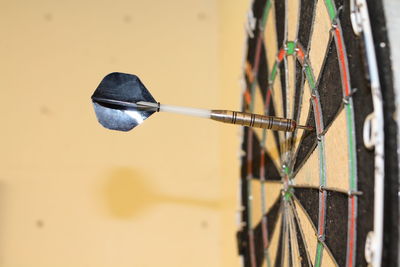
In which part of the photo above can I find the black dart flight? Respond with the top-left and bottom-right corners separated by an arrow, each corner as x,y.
91,72 -> 158,131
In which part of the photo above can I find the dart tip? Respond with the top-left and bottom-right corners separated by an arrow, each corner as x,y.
297,125 -> 314,131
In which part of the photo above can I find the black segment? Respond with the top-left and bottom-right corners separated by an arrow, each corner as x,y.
274,219 -> 284,267
247,34 -> 259,69
317,38 -> 344,131
293,106 -> 317,173
274,0 -> 285,48
252,0 -> 268,22
257,43 -> 269,100
240,129 -> 250,264
325,190 -> 349,267
241,128 -> 281,181
293,59 -> 304,121
293,188 -> 320,229
291,60 -> 306,150
297,0 -> 316,52
254,219 -> 265,267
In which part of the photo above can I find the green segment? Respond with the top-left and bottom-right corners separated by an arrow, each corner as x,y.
261,182 -> 266,212
284,191 -> 293,201
261,129 -> 267,145
283,165 -> 290,175
315,242 -> 324,267
270,62 -> 278,83
286,41 -> 295,55
305,65 -> 315,89
265,252 -> 271,267
346,104 -> 357,189
304,61 -> 327,266
283,187 -> 294,201
261,0 -> 272,29
324,0 -> 336,21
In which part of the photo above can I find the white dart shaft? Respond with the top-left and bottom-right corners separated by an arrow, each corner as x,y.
159,104 -> 211,118
137,101 -> 211,118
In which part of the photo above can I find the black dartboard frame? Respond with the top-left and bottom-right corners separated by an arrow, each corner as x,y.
237,0 -> 399,266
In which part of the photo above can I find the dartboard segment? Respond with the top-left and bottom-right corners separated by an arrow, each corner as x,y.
264,7 -> 278,71
241,128 -> 281,181
297,0 -> 316,52
317,39 -> 344,131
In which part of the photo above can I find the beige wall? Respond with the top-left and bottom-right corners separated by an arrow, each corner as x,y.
0,0 -> 247,266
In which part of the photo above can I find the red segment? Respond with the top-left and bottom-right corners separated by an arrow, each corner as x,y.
278,49 -> 285,61
318,192 -> 326,236
249,230 -> 257,267
262,216 -> 269,249
313,98 -> 322,134
247,130 -> 253,176
296,46 -> 305,62
265,89 -> 271,114
244,90 -> 252,105
348,197 -> 356,266
335,28 -> 351,96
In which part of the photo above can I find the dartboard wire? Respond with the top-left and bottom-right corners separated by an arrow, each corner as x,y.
300,47 -> 328,267
281,200 -> 290,265
244,2 -> 273,266
285,5 -> 304,259
288,42 -> 308,173
324,1 -> 358,266
282,55 -> 291,165
291,184 -> 348,195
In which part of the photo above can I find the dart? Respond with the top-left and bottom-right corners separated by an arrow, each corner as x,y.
91,72 -> 313,132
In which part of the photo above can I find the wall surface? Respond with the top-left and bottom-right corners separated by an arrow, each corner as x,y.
0,0 -> 247,266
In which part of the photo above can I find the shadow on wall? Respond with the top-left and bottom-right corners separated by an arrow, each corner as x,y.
103,167 -> 220,219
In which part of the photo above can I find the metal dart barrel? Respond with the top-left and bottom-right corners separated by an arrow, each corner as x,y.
210,110 -> 302,132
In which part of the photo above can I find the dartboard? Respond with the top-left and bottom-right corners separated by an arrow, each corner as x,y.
237,0 -> 399,266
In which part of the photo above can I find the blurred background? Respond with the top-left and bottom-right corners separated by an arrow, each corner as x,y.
0,0 -> 248,266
